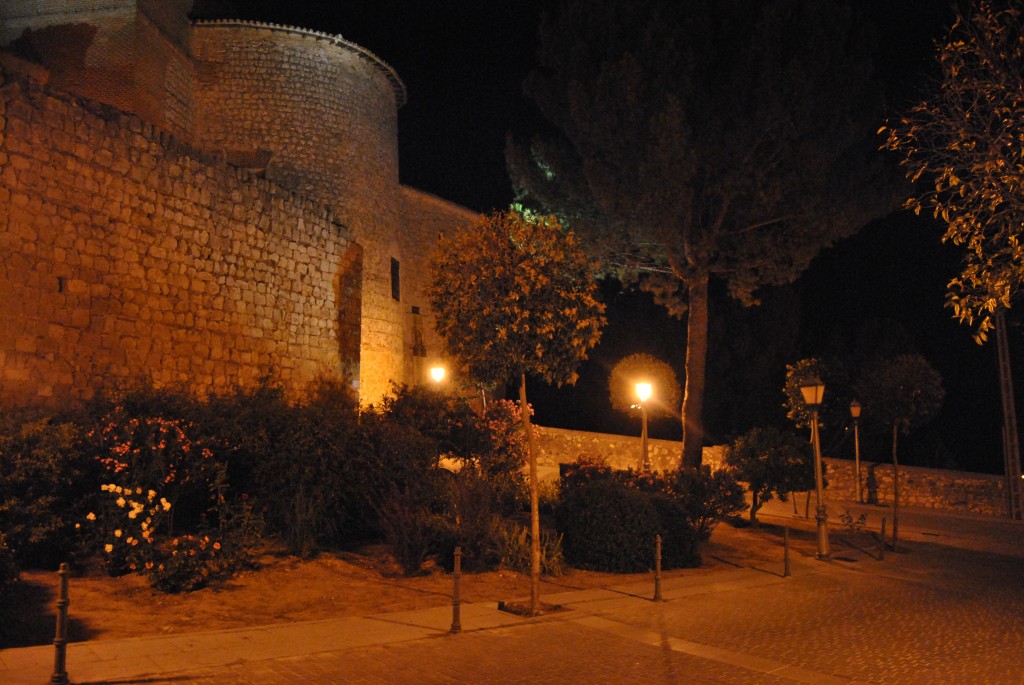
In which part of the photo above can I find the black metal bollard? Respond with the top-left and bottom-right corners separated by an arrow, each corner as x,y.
878,517 -> 886,561
653,535 -> 663,601
51,563 -> 70,685
450,546 -> 462,633
783,527 -> 791,578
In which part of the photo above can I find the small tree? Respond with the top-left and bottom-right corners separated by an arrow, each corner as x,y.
782,358 -> 850,434
726,427 -> 814,525
856,354 -> 944,548
427,207 -> 605,614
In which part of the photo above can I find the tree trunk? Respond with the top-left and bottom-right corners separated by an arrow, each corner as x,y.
891,421 -> 900,550
749,491 -> 761,526
519,373 -> 541,616
681,274 -> 710,469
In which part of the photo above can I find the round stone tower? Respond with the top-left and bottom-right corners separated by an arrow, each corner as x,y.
189,21 -> 410,403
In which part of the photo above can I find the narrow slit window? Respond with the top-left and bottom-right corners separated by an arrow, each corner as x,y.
391,258 -> 401,301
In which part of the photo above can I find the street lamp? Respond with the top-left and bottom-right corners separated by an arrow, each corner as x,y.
429,365 -> 446,384
636,382 -> 652,473
800,377 -> 830,560
850,400 -> 862,504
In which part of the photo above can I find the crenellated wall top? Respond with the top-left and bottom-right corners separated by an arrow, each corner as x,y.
192,19 -> 407,107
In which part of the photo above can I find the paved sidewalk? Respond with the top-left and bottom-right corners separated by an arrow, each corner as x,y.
3,502 -> 1022,684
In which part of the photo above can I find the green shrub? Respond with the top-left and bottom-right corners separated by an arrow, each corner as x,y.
557,474 -> 703,573
0,533 -> 18,646
0,414 -> 97,567
670,467 -> 747,540
149,533 -> 225,593
0,532 -> 18,598
433,466 -> 502,572
557,479 -> 661,572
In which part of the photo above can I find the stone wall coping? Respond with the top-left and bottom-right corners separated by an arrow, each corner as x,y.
400,185 -> 481,222
192,19 -> 407,107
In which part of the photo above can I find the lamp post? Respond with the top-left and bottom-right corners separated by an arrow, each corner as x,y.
636,382 -> 652,473
850,400 -> 862,504
800,377 -> 830,560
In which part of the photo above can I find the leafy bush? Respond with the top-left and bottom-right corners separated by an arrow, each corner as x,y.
0,414 -> 97,567
432,466 -> 502,572
0,533 -> 19,646
670,466 -> 747,540
557,479 -> 662,572
149,533 -> 225,593
0,532 -> 18,598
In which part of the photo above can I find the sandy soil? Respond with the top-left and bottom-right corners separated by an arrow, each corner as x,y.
3,520 -> 801,649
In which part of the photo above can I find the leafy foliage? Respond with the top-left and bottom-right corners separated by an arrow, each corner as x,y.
427,207 -> 605,387
557,479 -> 701,573
782,358 -> 851,431
669,466 -> 748,541
509,0 -> 896,467
0,415 -> 96,567
883,1 -> 1024,342
856,355 -> 944,436
725,427 -> 814,524
608,353 -> 681,419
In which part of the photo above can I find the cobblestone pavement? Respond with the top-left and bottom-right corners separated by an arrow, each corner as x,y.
5,507 -> 1022,685
59,537 -> 1024,685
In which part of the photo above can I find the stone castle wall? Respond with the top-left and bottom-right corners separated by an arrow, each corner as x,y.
0,4 -> 478,406
536,426 -> 1009,517
0,73 -> 362,404
397,187 -> 480,386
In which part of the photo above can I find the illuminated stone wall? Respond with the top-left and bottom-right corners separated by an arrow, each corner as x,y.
537,426 -> 1008,517
0,74 -> 362,404
0,4 -> 478,406
397,187 -> 479,387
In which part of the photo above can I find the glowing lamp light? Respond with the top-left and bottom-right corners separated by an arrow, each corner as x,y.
430,366 -> 446,383
635,382 -> 652,403
799,377 -> 825,407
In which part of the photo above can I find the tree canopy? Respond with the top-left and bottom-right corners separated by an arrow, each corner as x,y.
725,426 -> 814,525
426,208 -> 605,389
508,0 -> 897,468
882,0 -> 1024,343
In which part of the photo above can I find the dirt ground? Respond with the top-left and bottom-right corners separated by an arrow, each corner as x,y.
4,520 -> 799,649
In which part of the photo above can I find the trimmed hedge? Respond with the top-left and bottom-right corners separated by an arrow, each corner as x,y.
557,479 -> 700,572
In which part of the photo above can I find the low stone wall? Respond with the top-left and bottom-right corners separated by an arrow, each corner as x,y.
536,426 -> 1008,518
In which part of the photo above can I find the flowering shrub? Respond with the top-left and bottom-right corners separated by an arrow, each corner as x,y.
86,483 -> 171,576
90,408 -> 218,529
149,534 -> 224,593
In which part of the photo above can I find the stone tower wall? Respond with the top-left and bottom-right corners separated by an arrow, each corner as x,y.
190,21 -> 409,404
0,74 -> 362,405
398,187 -> 479,386
0,5 -> 475,407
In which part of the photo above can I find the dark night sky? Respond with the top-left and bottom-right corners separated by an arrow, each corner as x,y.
193,1 -> 1014,475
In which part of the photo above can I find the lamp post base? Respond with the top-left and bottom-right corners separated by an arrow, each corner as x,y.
815,505 -> 831,560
